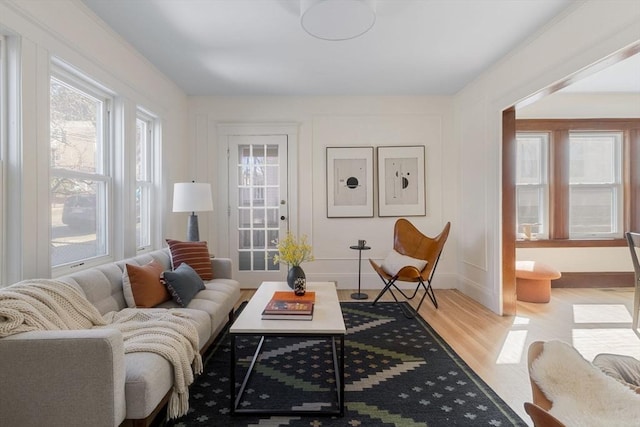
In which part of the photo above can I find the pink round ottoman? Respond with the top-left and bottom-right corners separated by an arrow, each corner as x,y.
515,261 -> 561,303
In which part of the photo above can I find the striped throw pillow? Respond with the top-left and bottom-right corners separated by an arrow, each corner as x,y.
165,239 -> 213,281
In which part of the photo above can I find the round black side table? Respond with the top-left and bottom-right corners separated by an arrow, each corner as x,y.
350,245 -> 371,300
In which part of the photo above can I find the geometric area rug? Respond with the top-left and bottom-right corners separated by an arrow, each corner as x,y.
167,302 -> 528,426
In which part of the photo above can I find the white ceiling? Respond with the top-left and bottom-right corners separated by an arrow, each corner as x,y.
81,0 -> 638,96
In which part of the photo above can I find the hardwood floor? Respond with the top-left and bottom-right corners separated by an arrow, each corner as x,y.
236,286 -> 640,426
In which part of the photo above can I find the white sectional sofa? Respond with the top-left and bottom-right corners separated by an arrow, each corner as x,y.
0,248 -> 241,427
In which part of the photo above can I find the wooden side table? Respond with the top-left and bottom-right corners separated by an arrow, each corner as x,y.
350,245 -> 371,300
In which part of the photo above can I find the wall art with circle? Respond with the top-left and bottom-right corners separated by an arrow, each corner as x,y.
377,145 -> 426,217
326,146 -> 374,217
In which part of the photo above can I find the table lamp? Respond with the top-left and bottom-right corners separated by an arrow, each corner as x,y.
172,182 -> 213,241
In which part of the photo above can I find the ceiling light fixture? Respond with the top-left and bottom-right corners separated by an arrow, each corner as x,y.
300,0 -> 376,41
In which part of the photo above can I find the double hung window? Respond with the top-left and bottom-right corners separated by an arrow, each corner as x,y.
135,111 -> 155,251
568,132 -> 622,239
515,119 -> 637,244
0,36 -> 5,280
516,133 -> 549,239
50,71 -> 112,269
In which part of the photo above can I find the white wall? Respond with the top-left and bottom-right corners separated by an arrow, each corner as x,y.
0,0 -> 188,282
3,0 -> 638,313
188,96 -> 458,290
517,92 -> 640,272
518,92 -> 640,119
454,0 -> 640,313
517,247 -> 631,272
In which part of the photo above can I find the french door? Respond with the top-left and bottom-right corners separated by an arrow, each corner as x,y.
228,134 -> 289,287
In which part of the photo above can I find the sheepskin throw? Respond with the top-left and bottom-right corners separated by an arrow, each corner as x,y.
0,280 -> 201,418
530,340 -> 640,426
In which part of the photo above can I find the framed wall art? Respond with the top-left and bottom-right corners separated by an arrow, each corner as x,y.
326,146 -> 374,218
377,145 -> 426,217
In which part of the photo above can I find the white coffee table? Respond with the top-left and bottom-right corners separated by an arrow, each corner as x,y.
229,281 -> 346,416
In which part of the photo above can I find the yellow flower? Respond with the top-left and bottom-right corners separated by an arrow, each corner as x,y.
272,232 -> 314,267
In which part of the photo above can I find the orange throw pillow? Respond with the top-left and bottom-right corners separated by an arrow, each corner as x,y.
126,261 -> 170,308
165,239 -> 213,281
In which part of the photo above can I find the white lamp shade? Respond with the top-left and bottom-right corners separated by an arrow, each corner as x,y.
301,0 -> 376,41
172,182 -> 213,213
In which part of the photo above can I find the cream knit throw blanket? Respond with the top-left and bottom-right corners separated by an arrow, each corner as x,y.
0,279 -> 106,334
0,279 -> 202,419
100,308 -> 203,419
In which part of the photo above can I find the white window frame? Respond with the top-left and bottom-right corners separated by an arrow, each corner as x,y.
0,35 -> 6,284
568,131 -> 623,239
50,66 -> 114,275
135,109 -> 156,252
515,132 -> 549,240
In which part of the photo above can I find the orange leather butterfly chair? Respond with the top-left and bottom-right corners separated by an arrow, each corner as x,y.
369,219 -> 450,317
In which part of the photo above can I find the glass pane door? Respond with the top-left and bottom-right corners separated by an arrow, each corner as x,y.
229,135 -> 288,287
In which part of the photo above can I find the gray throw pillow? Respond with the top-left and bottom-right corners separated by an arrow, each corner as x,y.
161,263 -> 205,307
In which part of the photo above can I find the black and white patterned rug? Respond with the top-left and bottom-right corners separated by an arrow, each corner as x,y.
167,302 -> 527,426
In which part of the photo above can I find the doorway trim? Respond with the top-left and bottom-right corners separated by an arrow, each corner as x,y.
502,107 -> 517,316
501,44 -> 640,315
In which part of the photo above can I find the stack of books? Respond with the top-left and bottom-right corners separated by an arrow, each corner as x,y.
261,291 -> 316,320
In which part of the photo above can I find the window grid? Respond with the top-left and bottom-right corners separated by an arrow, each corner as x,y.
237,144 -> 280,272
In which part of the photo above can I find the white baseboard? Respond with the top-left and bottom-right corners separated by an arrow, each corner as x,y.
307,272 -> 458,290
262,272 -> 501,315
